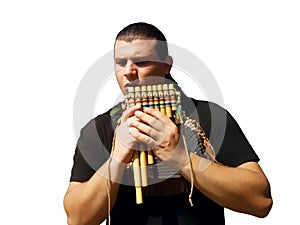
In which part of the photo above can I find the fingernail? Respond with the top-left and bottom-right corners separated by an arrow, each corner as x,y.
135,110 -> 143,116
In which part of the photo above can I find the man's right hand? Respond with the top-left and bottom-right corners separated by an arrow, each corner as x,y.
113,105 -> 142,164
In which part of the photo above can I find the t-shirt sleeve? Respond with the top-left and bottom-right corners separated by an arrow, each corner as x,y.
195,101 -> 259,167
70,146 -> 96,182
215,108 -> 259,167
69,117 -> 111,182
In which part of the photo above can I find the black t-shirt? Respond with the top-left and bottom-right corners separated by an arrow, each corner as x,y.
70,98 -> 259,225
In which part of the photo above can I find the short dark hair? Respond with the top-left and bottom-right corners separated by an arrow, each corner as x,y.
115,22 -> 169,60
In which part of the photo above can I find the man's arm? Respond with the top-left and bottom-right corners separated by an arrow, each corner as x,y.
64,106 -> 140,225
179,155 -> 273,217
131,107 -> 272,218
63,159 -> 124,225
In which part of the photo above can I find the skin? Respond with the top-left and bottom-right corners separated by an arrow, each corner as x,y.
63,39 -> 272,225
114,39 -> 173,95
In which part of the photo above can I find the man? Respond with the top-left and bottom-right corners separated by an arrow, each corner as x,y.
64,22 -> 272,225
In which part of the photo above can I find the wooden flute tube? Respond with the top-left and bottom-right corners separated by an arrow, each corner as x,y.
140,86 -> 153,189
132,150 -> 143,204
135,86 -> 148,190
162,84 -> 172,118
145,85 -> 155,165
127,86 -> 143,204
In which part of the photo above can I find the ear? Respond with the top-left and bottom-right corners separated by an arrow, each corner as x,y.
164,56 -> 173,73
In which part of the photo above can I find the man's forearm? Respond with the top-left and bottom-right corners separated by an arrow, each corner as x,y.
179,153 -> 272,218
64,159 -> 126,225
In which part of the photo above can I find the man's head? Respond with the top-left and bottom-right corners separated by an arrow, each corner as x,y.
114,22 -> 173,94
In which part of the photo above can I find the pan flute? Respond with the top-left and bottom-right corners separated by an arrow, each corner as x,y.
124,83 -> 213,204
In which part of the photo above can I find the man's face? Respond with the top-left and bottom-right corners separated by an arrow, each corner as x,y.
114,39 -> 172,94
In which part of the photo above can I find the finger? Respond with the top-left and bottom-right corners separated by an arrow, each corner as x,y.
134,110 -> 165,131
144,107 -> 170,123
121,105 -> 141,122
129,120 -> 160,140
136,107 -> 175,127
130,129 -> 158,148
116,125 -> 140,151
126,115 -> 140,124
118,117 -> 140,138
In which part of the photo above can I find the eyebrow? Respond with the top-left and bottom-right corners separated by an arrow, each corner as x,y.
114,56 -> 156,62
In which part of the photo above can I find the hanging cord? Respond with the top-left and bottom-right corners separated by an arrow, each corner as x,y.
180,123 -> 195,207
176,104 -> 195,206
178,108 -> 217,206
106,125 -> 119,225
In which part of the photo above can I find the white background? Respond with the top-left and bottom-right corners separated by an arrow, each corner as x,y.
1,0 -> 299,224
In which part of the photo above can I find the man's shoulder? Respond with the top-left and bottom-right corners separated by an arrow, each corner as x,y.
185,97 -> 227,118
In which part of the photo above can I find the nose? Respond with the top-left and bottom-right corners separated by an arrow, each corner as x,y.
124,62 -> 137,80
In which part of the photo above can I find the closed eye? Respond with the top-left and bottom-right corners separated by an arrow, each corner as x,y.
135,61 -> 152,67
115,59 -> 127,67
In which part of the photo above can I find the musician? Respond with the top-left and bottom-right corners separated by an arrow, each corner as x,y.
64,22 -> 272,225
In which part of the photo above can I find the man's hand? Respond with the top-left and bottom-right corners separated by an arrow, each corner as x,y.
129,107 -> 189,169
113,105 -> 141,164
